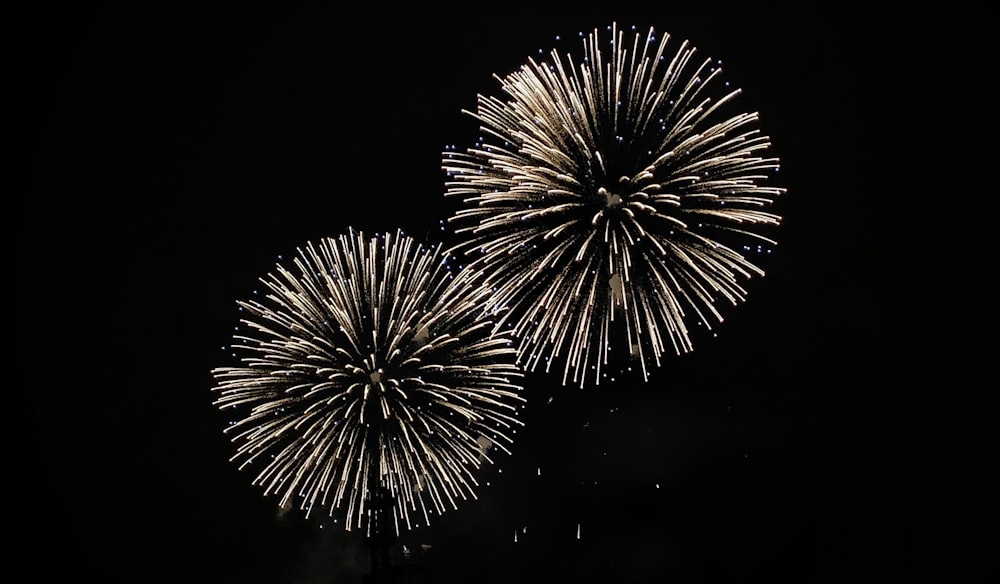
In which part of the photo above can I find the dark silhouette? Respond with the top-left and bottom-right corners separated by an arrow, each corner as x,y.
362,486 -> 397,581
359,486 -> 433,583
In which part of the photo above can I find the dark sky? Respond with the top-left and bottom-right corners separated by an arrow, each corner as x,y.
23,3 -> 987,583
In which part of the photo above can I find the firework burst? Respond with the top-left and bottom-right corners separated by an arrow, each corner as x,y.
211,229 -> 524,533
442,22 -> 786,387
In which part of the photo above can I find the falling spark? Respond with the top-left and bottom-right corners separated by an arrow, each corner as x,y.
211,229 -> 525,534
442,22 -> 785,387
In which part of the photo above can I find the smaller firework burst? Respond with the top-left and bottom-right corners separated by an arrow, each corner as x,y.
211,229 -> 524,534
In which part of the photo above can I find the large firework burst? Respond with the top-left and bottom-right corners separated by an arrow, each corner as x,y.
442,23 -> 786,387
210,229 -> 524,534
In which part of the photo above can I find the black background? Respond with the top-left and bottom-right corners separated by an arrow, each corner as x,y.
23,3 -> 987,583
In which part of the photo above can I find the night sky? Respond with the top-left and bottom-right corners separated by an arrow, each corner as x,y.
24,4 -> 988,583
